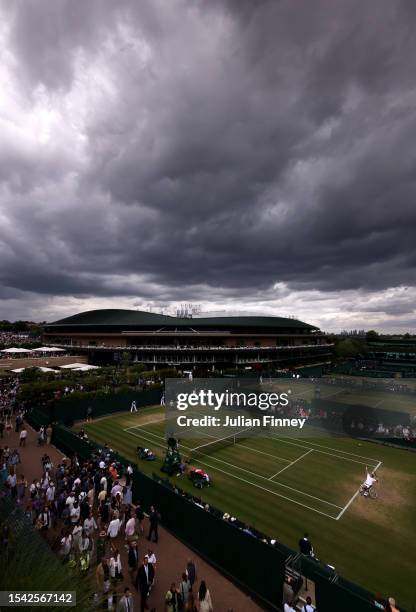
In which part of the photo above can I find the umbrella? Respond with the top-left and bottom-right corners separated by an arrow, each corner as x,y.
1,347 -> 33,353
72,365 -> 100,371
11,368 -> 26,373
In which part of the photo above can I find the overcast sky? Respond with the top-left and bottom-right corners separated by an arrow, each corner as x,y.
0,0 -> 415,332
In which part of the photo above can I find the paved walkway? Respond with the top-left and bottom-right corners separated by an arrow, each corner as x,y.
0,354 -> 87,370
4,422 -> 264,611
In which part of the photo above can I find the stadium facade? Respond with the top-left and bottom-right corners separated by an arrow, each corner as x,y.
43,309 -> 333,373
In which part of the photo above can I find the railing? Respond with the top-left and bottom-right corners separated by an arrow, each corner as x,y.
44,342 -> 334,352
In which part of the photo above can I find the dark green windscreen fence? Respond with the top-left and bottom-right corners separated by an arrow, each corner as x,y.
27,388 -> 162,425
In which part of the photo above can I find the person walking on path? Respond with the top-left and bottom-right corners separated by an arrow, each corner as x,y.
180,572 -> 192,606
147,505 -> 159,543
117,587 -> 134,612
165,583 -> 181,612
135,556 -> 154,612
198,581 -> 213,612
19,428 -> 27,447
127,541 -> 139,582
186,559 -> 197,588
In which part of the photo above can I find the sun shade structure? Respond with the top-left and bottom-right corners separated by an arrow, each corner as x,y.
32,346 -> 66,352
11,368 -> 26,373
72,365 -> 100,371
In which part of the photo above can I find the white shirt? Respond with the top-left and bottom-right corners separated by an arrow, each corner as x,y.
365,473 -> 377,487
147,552 -> 156,565
70,506 -> 80,523
46,485 -> 55,501
107,518 -> 121,538
109,554 -> 122,578
111,484 -> 122,497
66,495 -> 75,510
61,535 -> 72,555
303,604 -> 315,612
284,605 -> 296,612
125,517 -> 136,537
83,516 -> 97,535
79,537 -> 90,553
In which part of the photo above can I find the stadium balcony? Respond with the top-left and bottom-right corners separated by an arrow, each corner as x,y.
44,342 -> 334,351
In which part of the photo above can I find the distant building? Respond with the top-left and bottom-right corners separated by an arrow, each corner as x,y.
363,336 -> 416,377
43,309 -> 333,374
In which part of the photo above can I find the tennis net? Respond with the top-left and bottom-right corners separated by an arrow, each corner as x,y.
187,427 -> 255,461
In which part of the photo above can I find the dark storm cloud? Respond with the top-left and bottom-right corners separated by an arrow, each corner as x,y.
0,0 -> 416,328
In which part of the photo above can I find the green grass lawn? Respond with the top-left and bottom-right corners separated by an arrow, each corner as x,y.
77,406 -> 416,609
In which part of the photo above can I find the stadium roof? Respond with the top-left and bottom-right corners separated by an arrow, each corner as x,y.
45,309 -> 317,330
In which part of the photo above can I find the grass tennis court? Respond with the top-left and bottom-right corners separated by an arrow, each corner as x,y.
78,405 -> 416,609
265,377 -> 416,415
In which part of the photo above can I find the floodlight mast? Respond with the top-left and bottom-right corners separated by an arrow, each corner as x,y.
176,303 -> 202,318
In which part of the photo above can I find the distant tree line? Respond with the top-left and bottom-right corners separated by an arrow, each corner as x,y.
0,319 -> 43,334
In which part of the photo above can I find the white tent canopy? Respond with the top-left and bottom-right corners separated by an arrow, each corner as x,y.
1,347 -> 33,353
59,363 -> 100,370
38,367 -> 58,373
11,368 -> 26,373
32,346 -> 66,352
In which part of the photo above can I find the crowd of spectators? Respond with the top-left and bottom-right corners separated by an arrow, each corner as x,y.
0,331 -> 40,350
320,375 -> 416,396
0,376 -> 19,411
1,418 -> 215,611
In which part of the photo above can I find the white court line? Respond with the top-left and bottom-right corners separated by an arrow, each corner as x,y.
124,417 -> 165,431
335,460 -> 383,520
269,435 -> 380,467
192,428 -> 291,464
125,428 -> 339,520
319,389 -> 346,399
126,425 -> 342,509
288,437 -> 382,464
269,449 -> 314,480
